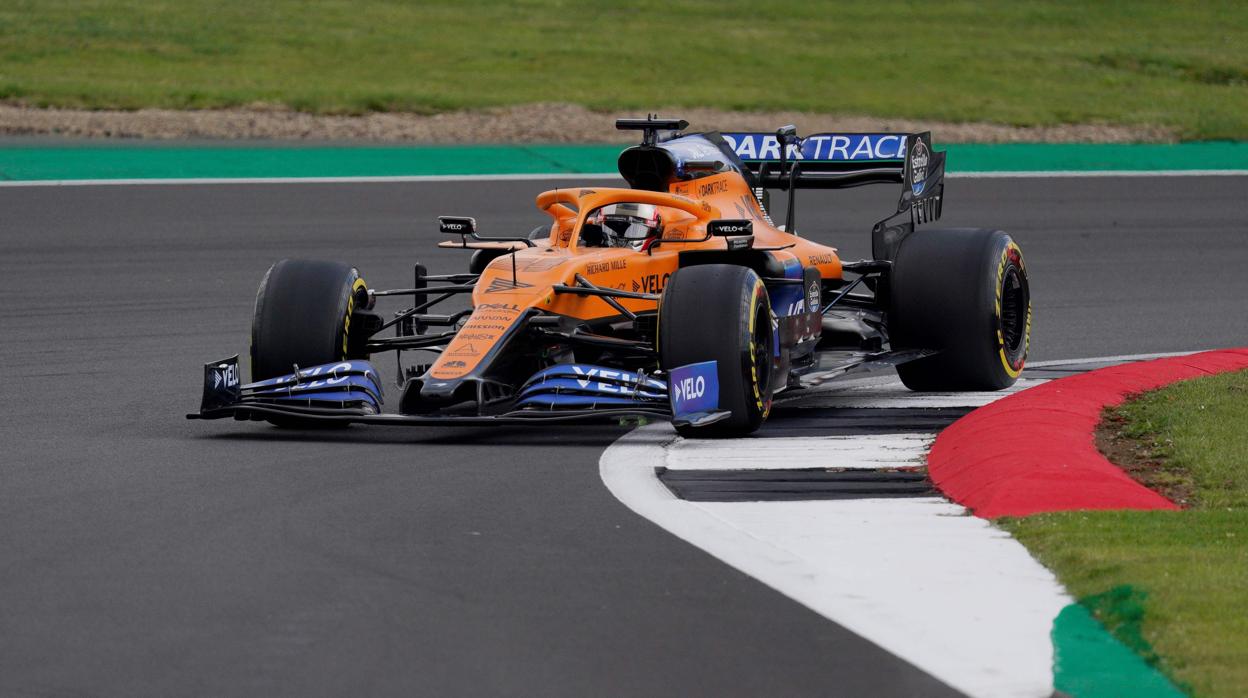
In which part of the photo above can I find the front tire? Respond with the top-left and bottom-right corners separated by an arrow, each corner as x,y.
250,258 -> 366,381
889,228 -> 1031,391
659,265 -> 775,438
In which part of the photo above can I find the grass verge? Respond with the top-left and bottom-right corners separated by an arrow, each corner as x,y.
0,1 -> 1246,138
1002,368 -> 1248,696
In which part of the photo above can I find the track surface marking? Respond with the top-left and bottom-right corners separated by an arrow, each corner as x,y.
2,176 -> 1244,695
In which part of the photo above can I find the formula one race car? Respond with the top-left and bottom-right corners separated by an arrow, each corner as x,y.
189,117 -> 1031,436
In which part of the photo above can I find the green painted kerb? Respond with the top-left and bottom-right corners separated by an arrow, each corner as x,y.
0,144 -> 616,181
1052,602 -> 1184,697
1,142 -> 1246,181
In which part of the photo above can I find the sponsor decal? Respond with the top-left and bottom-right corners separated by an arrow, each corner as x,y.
585,259 -> 628,275
485,277 -> 534,293
668,360 -> 719,417
434,302 -> 526,379
632,272 -> 670,294
696,179 -> 728,198
807,279 -> 821,312
910,139 -> 930,195
212,362 -> 239,390
570,366 -> 637,394
443,360 -> 467,368
525,365 -> 666,396
807,253 -> 835,266
438,216 -> 476,235
283,362 -> 354,388
722,133 -> 908,162
710,221 -> 751,235
430,303 -> 524,379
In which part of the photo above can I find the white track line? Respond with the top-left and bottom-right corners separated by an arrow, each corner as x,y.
663,433 -> 933,470
601,351 -> 1193,695
1028,349 -> 1199,367
601,399 -> 1069,698
0,170 -> 1242,188
779,376 -> 1049,408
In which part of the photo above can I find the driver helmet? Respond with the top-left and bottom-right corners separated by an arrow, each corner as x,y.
590,203 -> 663,249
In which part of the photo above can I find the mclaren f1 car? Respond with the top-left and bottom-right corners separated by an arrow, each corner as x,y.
189,117 -> 1032,437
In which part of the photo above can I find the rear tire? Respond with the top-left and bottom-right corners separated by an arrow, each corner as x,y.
249,260 -> 366,428
889,228 -> 1031,391
659,265 -> 775,438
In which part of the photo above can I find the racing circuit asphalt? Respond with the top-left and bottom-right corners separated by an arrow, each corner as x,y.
2,174 -> 1246,696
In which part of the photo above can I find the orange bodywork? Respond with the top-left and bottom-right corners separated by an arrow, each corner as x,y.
428,171 -> 843,380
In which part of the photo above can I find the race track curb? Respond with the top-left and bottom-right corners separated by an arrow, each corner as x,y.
2,141 -> 1246,183
927,348 -> 1248,518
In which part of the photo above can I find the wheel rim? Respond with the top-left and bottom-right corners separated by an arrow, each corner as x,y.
999,265 -> 1028,356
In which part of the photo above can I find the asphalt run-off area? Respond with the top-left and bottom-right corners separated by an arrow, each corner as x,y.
1,156 -> 1245,695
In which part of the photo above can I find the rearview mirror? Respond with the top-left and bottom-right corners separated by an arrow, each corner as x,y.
707,219 -> 754,250
776,124 -> 799,145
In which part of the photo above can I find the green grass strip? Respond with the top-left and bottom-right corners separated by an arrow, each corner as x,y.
2,1 -> 1247,138
1,142 -> 1246,182
1005,368 -> 1248,696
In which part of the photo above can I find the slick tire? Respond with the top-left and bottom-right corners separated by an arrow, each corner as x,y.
251,259 -> 366,427
659,264 -> 775,438
889,228 -> 1031,391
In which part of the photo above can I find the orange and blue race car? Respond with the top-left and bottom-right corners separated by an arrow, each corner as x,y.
189,117 -> 1032,437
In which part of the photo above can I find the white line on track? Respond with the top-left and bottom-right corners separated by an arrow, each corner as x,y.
601,397 -> 1069,698
663,433 -> 933,470
780,376 -> 1049,408
1027,349 -> 1199,367
0,171 -> 1242,188
600,351 -> 1194,696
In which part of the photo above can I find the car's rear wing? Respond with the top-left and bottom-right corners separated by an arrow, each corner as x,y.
721,131 -> 945,260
